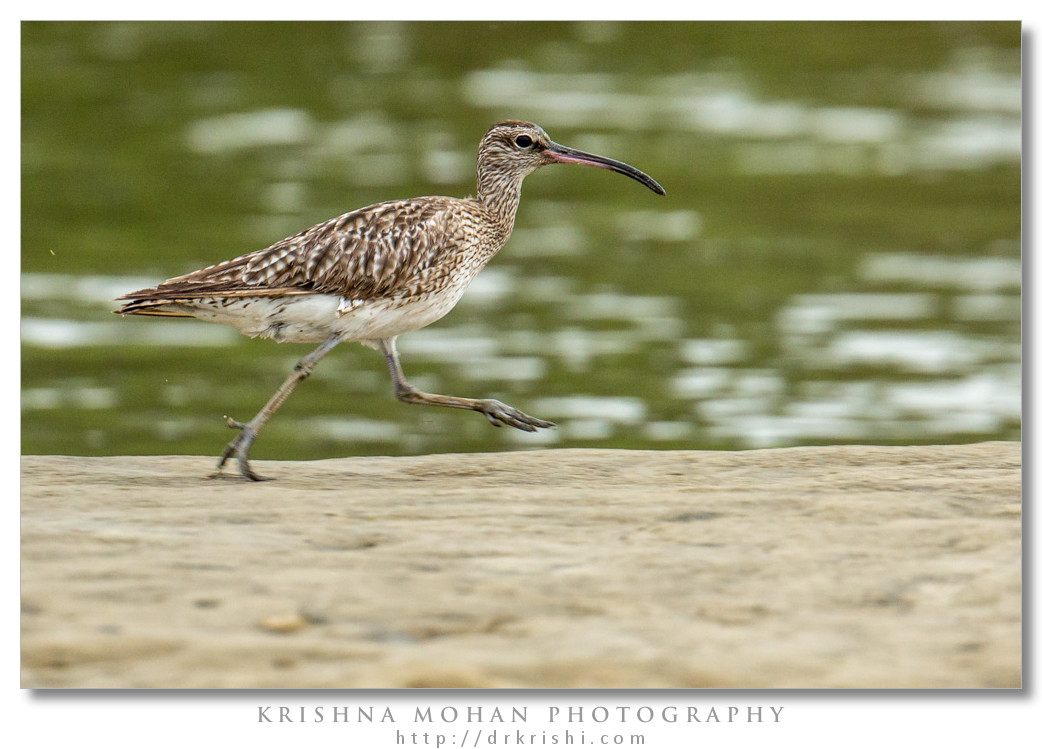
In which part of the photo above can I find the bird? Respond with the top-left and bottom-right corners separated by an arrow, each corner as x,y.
116,120 -> 666,480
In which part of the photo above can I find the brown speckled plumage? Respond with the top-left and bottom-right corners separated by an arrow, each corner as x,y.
116,121 -> 664,481
119,198 -> 476,307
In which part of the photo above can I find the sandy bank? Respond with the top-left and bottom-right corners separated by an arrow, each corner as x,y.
21,442 -> 1021,688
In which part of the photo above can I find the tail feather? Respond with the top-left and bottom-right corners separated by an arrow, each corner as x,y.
115,302 -> 193,317
115,285 -> 198,317
114,280 -> 310,317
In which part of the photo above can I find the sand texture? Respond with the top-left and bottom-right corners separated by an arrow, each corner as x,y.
21,442 -> 1021,688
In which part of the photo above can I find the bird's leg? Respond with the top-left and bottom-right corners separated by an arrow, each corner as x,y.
377,337 -> 554,432
215,335 -> 342,481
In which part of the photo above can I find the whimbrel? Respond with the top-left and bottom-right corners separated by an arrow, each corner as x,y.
117,121 -> 665,480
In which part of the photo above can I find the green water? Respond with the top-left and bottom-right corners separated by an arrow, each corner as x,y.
21,21 -> 1021,460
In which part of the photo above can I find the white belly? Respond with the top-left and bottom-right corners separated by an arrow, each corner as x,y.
178,286 -> 468,344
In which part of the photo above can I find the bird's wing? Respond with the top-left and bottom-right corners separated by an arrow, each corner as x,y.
117,198 -> 459,303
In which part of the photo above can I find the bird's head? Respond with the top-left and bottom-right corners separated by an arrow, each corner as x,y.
478,120 -> 665,195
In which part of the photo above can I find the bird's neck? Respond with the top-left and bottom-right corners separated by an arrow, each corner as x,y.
476,166 -> 525,238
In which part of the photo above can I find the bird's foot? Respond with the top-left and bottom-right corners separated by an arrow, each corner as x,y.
477,399 -> 555,432
211,415 -> 271,481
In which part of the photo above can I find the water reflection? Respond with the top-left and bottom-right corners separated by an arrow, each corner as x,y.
20,22 -> 1021,458
861,253 -> 1020,291
466,60 -> 1020,174
186,108 -> 315,153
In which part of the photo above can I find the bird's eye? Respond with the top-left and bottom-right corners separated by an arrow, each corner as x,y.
514,135 -> 534,148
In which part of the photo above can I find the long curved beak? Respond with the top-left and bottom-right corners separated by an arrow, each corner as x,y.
547,141 -> 666,196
